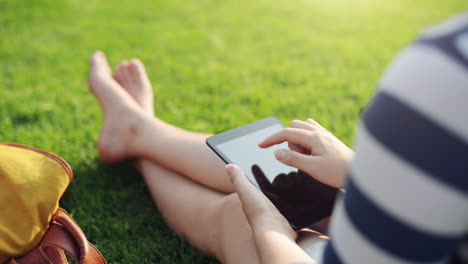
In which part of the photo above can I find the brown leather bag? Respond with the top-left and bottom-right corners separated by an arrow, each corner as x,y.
0,143 -> 107,264
7,209 -> 107,264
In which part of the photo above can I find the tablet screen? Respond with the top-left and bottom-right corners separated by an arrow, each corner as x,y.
207,117 -> 338,229
216,124 -> 296,187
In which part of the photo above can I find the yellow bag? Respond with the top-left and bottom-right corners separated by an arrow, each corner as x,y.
0,143 -> 107,264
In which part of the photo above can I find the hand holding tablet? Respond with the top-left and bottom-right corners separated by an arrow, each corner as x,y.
206,117 -> 339,229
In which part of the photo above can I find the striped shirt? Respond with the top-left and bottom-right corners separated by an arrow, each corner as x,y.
320,12 -> 468,264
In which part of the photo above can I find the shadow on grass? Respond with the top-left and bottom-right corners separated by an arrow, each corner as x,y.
61,159 -> 217,263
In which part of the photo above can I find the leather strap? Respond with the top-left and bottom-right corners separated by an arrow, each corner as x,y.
43,247 -> 67,264
42,209 -> 89,262
7,209 -> 107,264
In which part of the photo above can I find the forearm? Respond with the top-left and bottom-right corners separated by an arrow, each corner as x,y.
252,218 -> 316,264
227,165 -> 316,263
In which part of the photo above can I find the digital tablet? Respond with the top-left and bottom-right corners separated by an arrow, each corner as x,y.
206,117 -> 338,229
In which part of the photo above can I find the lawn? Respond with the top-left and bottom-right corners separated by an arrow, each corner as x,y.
1,0 -> 467,263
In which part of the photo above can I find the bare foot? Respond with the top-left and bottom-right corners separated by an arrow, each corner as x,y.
113,59 -> 154,115
89,51 -> 149,164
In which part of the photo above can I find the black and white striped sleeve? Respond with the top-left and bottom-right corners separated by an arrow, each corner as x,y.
319,12 -> 468,264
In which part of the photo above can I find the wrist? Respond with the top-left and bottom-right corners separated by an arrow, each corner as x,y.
345,149 -> 355,164
252,214 -> 296,241
253,229 -> 315,264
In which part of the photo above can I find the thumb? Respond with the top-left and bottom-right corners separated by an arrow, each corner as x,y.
274,148 -> 317,172
225,164 -> 270,221
226,165 -> 295,239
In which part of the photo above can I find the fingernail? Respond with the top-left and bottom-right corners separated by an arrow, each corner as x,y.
275,149 -> 286,160
226,165 -> 235,175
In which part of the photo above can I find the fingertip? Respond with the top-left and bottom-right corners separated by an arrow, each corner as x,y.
226,164 -> 245,185
225,164 -> 236,175
306,118 -> 319,126
290,119 -> 301,127
258,138 -> 272,148
274,149 -> 287,160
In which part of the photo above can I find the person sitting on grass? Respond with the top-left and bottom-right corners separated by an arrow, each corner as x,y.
88,12 -> 468,264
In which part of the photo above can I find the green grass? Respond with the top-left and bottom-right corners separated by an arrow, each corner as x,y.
1,0 -> 467,263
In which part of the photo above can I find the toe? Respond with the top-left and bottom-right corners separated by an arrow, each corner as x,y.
90,51 -> 112,78
128,60 -> 144,84
128,58 -> 144,74
120,61 -> 132,84
116,61 -> 131,84
128,59 -> 151,88
113,62 -> 127,86
88,54 -> 138,112
89,51 -> 116,94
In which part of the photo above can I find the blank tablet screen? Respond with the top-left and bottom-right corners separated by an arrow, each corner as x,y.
216,123 -> 296,187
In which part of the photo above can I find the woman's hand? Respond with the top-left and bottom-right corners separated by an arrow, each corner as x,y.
226,164 -> 315,264
259,119 -> 354,188
226,164 -> 295,240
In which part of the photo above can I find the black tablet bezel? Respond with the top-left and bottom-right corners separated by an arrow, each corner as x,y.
206,117 -> 285,165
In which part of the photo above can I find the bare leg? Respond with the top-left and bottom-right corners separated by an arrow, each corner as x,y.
140,159 -> 325,263
140,161 -> 260,263
89,52 -> 232,193
90,52 -> 260,263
